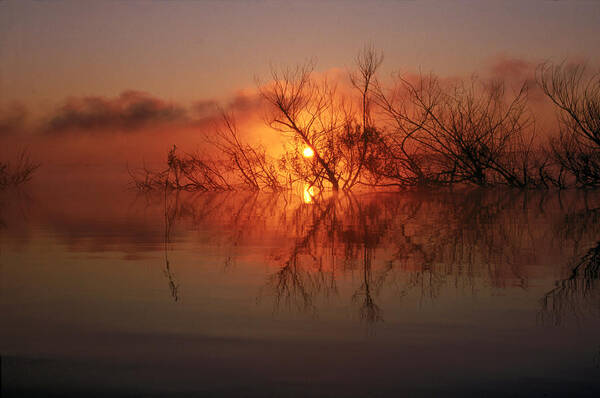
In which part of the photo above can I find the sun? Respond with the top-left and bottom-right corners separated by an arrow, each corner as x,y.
303,146 -> 314,158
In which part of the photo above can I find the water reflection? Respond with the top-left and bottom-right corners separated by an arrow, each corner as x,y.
163,189 -> 180,302
139,187 -> 600,327
539,241 -> 599,326
303,184 -> 315,204
3,185 -> 600,396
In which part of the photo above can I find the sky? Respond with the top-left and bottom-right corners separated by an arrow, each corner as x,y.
2,0 -> 600,111
1,0 -> 600,180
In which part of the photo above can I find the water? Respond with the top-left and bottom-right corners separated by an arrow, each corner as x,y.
1,182 -> 599,397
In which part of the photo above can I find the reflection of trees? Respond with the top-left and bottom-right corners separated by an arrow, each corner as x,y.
145,188 -> 600,326
259,190 -> 541,322
344,196 -> 392,324
553,197 -> 600,255
163,188 -> 180,302
380,190 -> 541,303
351,246 -> 384,324
0,188 -> 36,253
539,196 -> 600,327
262,199 -> 337,314
537,238 -> 600,368
539,242 -> 600,326
260,193 -> 397,322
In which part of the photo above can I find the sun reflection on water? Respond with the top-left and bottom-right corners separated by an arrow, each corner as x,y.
303,184 -> 315,203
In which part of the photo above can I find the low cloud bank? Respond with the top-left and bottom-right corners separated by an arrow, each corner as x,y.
44,91 -> 189,134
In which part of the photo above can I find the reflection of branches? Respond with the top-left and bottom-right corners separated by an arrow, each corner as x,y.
137,187 -> 600,328
262,193 -> 397,323
555,205 -> 600,254
162,185 -> 180,302
539,242 -> 600,326
379,190 -> 537,302
352,246 -> 383,324
263,198 -> 337,315
344,194 -> 394,324
267,257 -> 317,315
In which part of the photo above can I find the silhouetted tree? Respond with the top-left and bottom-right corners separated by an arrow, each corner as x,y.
0,150 -> 39,190
207,111 -> 285,191
374,74 -> 536,187
538,62 -> 600,187
260,53 -> 385,191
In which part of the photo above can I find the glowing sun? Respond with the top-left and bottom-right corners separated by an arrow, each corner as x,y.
303,147 -> 314,158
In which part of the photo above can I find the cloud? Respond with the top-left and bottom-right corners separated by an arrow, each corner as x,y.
43,90 -> 188,134
0,103 -> 28,136
484,54 -> 552,103
36,89 -> 267,138
488,54 -> 535,81
192,90 -> 263,117
0,89 -> 273,178
192,99 -> 219,117
189,90 -> 266,137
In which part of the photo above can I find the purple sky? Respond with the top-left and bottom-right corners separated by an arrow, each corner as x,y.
1,0 -> 600,112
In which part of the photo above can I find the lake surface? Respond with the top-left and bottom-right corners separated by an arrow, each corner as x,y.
2,181 -> 599,397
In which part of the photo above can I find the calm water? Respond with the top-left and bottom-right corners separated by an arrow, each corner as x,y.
1,181 -> 599,397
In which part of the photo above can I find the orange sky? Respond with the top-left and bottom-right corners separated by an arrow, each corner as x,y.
1,0 -> 599,177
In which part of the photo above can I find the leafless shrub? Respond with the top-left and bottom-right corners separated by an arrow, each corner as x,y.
129,145 -> 232,192
538,62 -> 600,187
131,112 -> 285,192
260,61 -> 348,191
260,53 -> 385,191
206,111 -> 285,191
0,150 -> 40,189
133,51 -> 600,192
374,74 -> 539,187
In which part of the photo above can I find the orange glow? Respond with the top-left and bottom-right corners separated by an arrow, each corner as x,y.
303,184 -> 315,204
303,147 -> 314,158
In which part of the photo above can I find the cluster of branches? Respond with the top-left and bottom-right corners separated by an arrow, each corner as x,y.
0,150 -> 40,190
540,63 -> 600,187
130,112 -> 285,192
133,48 -> 600,192
372,74 -> 546,187
260,48 -> 385,191
539,241 -> 600,326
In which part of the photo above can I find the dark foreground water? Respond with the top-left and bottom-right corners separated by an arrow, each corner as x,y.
1,181 -> 599,397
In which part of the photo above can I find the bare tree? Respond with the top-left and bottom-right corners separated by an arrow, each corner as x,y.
0,150 -> 40,190
129,145 -> 232,192
260,53 -> 384,191
347,44 -> 384,189
374,73 -> 535,187
372,73 -> 444,186
538,62 -> 600,187
131,112 -> 284,192
260,62 -> 347,190
207,111 -> 285,191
